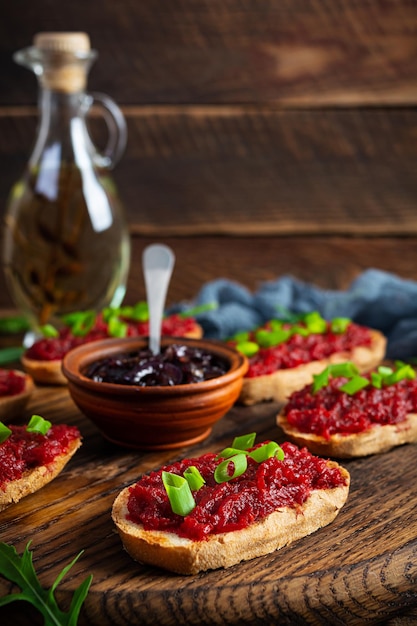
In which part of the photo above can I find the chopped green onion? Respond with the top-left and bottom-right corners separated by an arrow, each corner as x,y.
130,301 -> 149,322
216,446 -> 247,459
162,471 -> 195,516
232,432 -> 256,450
0,315 -> 30,335
0,347 -> 25,365
312,368 -> 330,393
371,372 -> 382,388
178,303 -> 217,318
40,324 -> 59,338
329,362 -> 359,378
256,328 -> 291,346
339,376 -> 369,395
236,341 -> 259,357
108,315 -> 128,338
0,422 -> 12,444
183,466 -> 205,491
312,362 -> 359,393
290,324 -> 310,337
330,317 -> 351,334
26,415 -> 51,435
231,331 -> 250,342
377,365 -> 393,377
249,442 -> 285,462
304,311 -> 327,334
214,454 -> 248,483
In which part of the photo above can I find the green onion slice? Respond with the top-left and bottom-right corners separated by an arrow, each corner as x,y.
183,466 -> 205,491
232,432 -> 256,450
40,324 -> 59,338
0,347 -> 25,365
214,454 -> 248,483
26,415 -> 52,435
230,331 -> 250,342
339,376 -> 369,395
330,317 -> 351,334
178,303 -> 217,318
236,341 -> 259,357
0,422 -> 12,444
162,471 -> 196,516
108,316 -> 128,338
312,362 -> 359,393
216,447 -> 246,459
129,302 -> 149,322
0,315 -> 30,335
249,442 -> 285,462
304,311 -> 328,334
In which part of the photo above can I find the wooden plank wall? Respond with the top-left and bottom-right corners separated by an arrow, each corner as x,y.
1,0 -> 417,238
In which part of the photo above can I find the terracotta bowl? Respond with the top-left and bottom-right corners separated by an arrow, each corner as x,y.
62,336 -> 248,450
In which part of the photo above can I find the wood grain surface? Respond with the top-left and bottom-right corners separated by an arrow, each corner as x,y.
1,0 -> 417,238
0,381 -> 416,625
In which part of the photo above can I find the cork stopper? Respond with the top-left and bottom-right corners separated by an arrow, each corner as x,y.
33,32 -> 95,92
34,32 -> 91,54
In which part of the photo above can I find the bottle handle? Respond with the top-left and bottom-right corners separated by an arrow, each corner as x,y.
86,91 -> 127,169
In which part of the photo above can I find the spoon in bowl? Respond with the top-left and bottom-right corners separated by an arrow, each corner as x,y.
142,244 -> 175,355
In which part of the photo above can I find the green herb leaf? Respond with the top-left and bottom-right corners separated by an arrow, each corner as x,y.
0,346 -> 25,365
214,454 -> 248,483
183,466 -> 205,491
232,432 -> 256,450
304,311 -> 327,334
26,415 -> 52,435
339,376 -> 369,395
40,324 -> 59,338
312,362 -> 359,393
129,301 -> 149,322
0,315 -> 30,335
256,328 -> 291,346
330,317 -> 351,334
162,472 -> 195,516
235,340 -> 259,357
0,541 -> 92,626
178,303 -> 218,318
107,315 -> 128,338
0,422 -> 12,444
249,442 -> 285,462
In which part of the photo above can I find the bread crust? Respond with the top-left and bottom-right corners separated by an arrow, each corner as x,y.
277,412 -> 417,458
112,462 -> 350,575
22,323 -> 203,386
239,329 -> 386,405
21,355 -> 67,386
0,371 -> 34,422
0,436 -> 81,510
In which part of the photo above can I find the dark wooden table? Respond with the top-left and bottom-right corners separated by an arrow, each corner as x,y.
1,234 -> 417,625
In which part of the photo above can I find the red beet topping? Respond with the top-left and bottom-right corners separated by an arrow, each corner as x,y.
126,441 -> 347,541
235,322 -> 372,378
0,424 -> 80,488
25,314 -> 199,362
0,370 -> 25,397
284,377 -> 417,440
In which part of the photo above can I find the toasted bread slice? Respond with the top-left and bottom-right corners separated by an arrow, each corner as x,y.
112,460 -> 349,575
239,329 -> 386,405
0,370 -> 34,422
22,322 -> 203,386
21,355 -> 66,386
0,434 -> 81,511
277,412 -> 417,459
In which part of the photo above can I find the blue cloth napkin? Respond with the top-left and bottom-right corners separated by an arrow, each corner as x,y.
169,269 -> 417,360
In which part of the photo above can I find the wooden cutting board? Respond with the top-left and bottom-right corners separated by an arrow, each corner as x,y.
0,384 -> 416,625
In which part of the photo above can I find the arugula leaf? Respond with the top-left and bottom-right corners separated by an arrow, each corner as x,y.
0,542 -> 92,626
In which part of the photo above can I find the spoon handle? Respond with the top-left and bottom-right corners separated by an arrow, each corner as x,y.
143,244 -> 175,355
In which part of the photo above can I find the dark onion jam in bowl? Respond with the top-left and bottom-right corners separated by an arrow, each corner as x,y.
62,336 -> 248,450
